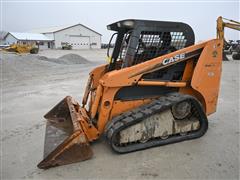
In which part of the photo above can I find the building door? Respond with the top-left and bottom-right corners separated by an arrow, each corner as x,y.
69,36 -> 90,49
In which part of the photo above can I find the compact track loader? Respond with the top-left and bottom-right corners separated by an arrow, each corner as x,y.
38,17 -> 235,169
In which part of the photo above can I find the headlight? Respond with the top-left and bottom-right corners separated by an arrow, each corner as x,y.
117,22 -> 121,28
122,20 -> 134,27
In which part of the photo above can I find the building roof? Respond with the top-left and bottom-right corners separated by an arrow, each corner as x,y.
30,23 -> 102,36
7,32 -> 54,41
0,31 -> 8,40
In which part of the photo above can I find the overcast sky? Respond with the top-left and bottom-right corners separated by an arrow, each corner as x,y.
1,1 -> 239,43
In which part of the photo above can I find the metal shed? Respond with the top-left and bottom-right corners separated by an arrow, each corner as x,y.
31,24 -> 102,49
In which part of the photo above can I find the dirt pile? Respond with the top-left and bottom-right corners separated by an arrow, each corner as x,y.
37,53 -> 90,65
1,53 -> 91,83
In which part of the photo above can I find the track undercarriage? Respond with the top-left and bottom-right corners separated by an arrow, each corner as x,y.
105,93 -> 208,153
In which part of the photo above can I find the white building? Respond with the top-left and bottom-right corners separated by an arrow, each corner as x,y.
3,32 -> 54,49
31,24 -> 102,49
0,31 -> 8,45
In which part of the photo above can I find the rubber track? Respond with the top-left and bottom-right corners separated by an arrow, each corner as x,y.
104,92 -> 208,153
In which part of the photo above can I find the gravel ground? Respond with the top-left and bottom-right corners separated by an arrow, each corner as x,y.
0,50 -> 239,180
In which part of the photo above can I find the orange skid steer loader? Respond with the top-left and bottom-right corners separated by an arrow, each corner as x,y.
37,17 -> 239,169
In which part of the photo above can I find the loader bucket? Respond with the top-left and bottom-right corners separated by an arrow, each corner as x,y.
37,96 -> 93,169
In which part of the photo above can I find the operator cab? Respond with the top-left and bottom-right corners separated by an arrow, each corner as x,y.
107,19 -> 195,71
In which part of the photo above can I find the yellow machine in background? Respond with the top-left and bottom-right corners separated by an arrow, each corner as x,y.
217,16 -> 240,60
4,43 -> 39,54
